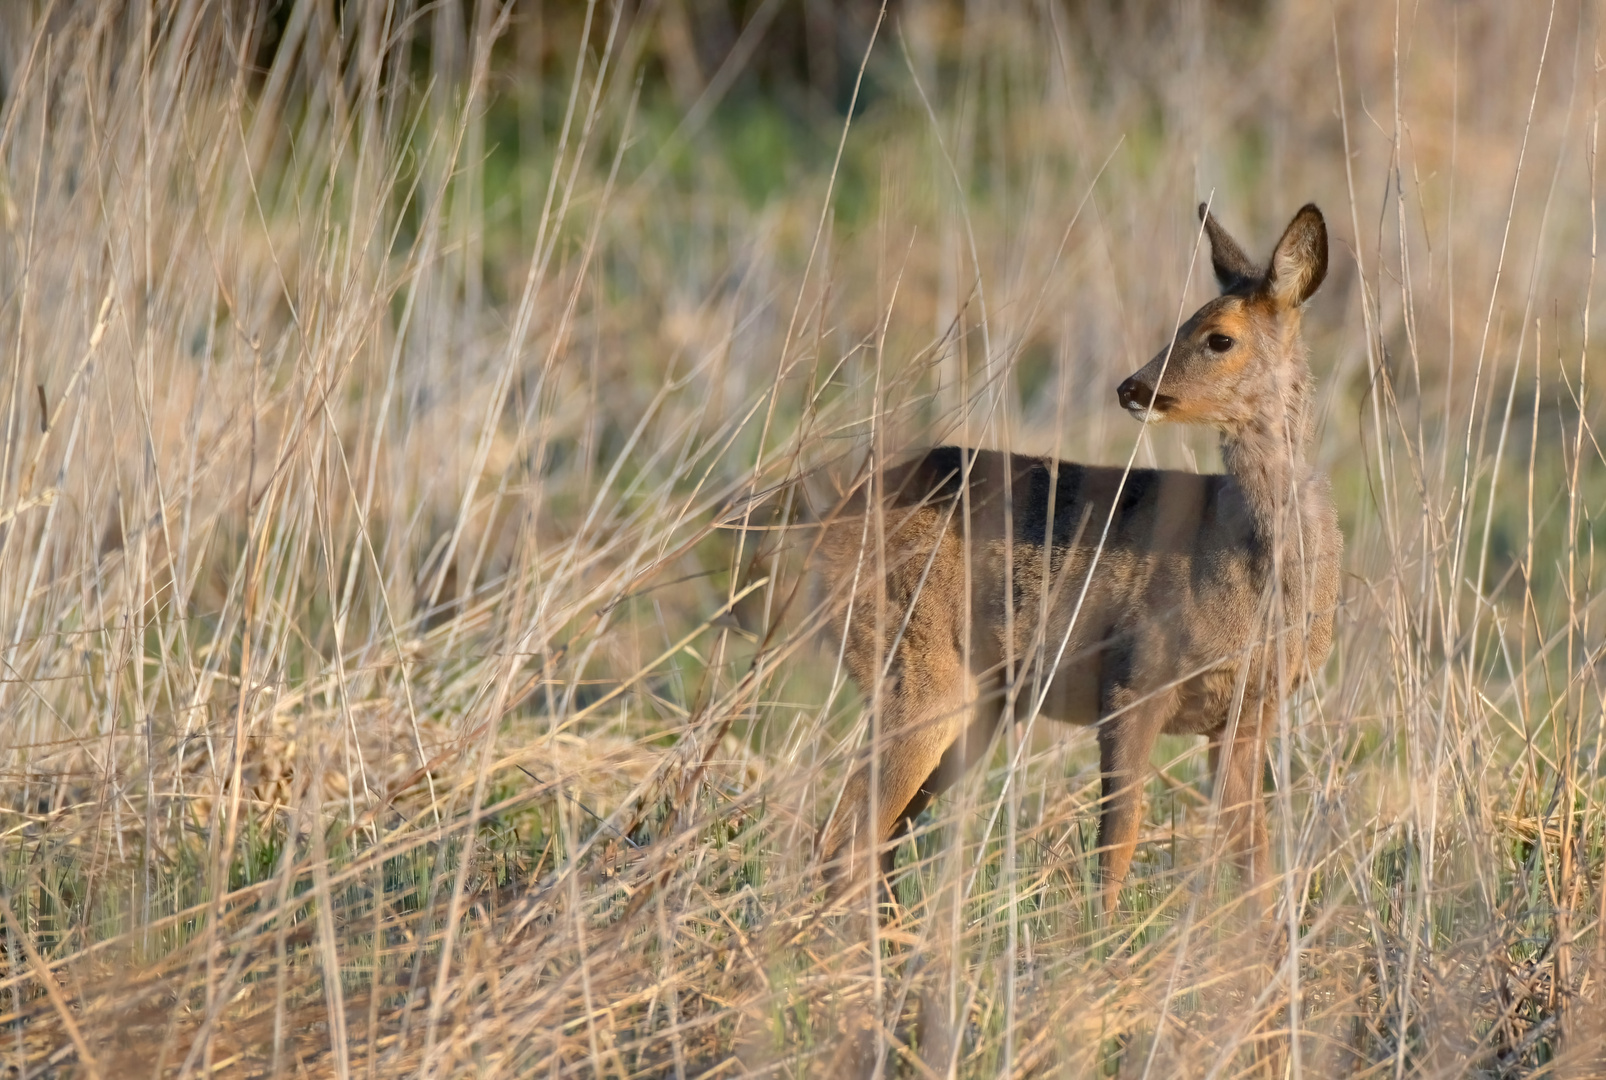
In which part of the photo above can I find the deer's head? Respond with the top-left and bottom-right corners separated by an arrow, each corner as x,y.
1117,204 -> 1328,432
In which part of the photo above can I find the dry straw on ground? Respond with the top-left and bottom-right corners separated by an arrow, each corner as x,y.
0,1 -> 1603,1076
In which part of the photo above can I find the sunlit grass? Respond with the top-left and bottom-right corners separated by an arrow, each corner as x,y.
0,1 -> 1602,1076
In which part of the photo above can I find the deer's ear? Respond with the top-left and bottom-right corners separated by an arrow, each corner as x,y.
1264,204 -> 1328,309
1198,203 -> 1259,293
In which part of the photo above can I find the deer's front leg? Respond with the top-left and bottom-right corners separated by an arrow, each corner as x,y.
1208,709 -> 1270,907
1095,691 -> 1172,914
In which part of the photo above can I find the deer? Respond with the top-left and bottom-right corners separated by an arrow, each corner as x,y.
814,203 -> 1342,916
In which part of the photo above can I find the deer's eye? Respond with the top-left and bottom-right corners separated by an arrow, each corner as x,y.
1207,333 -> 1234,353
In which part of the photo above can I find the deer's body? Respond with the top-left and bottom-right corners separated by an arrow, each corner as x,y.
817,204 -> 1342,911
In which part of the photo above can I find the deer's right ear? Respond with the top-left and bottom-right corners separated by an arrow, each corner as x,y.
1198,203 -> 1259,293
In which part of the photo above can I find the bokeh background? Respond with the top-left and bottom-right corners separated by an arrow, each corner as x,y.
0,1 -> 1603,1075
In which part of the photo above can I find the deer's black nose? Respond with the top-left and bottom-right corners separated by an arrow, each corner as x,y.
1118,375 -> 1176,418
1117,375 -> 1154,411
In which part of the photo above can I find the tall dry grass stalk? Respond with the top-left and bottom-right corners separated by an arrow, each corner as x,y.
0,0 -> 1601,1075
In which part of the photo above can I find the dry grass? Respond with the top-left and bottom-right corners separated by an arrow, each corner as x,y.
0,1 -> 1603,1076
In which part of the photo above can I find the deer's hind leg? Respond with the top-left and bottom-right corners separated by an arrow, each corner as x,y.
883,704 -> 1005,871
819,654 -> 977,900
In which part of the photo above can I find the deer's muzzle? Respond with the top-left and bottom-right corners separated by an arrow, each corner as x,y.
1117,375 -> 1176,421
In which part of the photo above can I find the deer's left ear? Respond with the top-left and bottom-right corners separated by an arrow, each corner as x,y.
1264,204 -> 1328,310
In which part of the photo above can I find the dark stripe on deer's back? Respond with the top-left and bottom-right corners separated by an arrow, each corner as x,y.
882,449 -> 1250,559
1149,470 -> 1213,552
882,445 -> 970,507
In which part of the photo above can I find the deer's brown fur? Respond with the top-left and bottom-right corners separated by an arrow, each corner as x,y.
817,203 -> 1341,913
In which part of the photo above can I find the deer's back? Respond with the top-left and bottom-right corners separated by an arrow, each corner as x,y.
822,447 -> 1336,732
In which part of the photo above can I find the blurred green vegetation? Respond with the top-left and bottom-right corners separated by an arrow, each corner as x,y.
0,0 -> 1602,1074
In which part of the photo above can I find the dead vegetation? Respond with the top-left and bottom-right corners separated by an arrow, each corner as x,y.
0,1 -> 1603,1076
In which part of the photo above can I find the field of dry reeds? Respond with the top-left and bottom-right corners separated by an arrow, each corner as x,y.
1,1 -> 1603,1076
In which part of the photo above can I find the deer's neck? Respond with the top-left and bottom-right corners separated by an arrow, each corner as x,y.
1219,369 -> 1316,554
